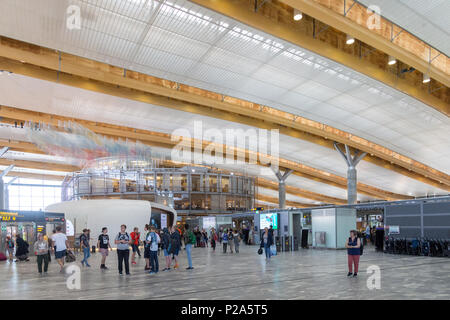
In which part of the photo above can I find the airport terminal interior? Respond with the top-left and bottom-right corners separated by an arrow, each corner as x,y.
0,0 -> 449,300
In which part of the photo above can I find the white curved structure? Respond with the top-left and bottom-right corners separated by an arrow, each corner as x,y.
46,200 -> 177,242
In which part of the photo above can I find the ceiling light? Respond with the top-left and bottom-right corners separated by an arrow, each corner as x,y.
422,73 -> 430,83
388,56 -> 396,65
346,34 -> 355,45
293,9 -> 302,21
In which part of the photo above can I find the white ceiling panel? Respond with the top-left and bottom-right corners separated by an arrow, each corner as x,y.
0,0 -> 448,199
0,73 -> 447,198
357,0 -> 450,56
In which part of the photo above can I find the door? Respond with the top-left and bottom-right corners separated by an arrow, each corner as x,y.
293,214 -> 302,249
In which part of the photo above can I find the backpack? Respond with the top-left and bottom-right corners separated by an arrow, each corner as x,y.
189,231 -> 196,245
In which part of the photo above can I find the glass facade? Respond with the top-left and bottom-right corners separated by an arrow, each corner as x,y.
64,168 -> 255,214
6,178 -> 62,211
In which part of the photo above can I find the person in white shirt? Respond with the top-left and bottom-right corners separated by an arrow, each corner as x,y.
52,225 -> 70,272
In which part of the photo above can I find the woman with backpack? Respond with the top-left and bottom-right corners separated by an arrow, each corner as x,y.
345,230 -> 361,278
161,228 -> 172,271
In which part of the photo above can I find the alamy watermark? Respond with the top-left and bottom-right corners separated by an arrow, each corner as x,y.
366,265 -> 381,290
66,264 -> 81,290
170,121 -> 280,175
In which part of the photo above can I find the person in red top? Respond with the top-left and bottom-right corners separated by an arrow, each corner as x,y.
130,227 -> 141,265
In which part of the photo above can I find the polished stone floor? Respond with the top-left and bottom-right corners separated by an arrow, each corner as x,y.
0,244 -> 448,300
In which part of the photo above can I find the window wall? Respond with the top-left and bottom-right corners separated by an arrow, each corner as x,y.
7,178 -> 62,211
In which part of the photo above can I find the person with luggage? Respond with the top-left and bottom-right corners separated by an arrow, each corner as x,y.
34,233 -> 49,274
5,236 -> 14,261
114,224 -> 132,275
169,226 -> 181,269
80,229 -> 91,267
346,230 -> 361,277
183,224 -> 195,270
233,229 -> 241,254
51,226 -> 69,272
260,227 -> 273,260
222,229 -> 229,253
97,227 -> 112,269
130,227 -> 141,265
161,228 -> 172,271
147,226 -> 160,275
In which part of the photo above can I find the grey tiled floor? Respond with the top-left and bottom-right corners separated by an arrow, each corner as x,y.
0,244 -> 448,300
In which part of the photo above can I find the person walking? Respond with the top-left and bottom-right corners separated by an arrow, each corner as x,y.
222,229 -> 229,253
233,229 -> 240,254
5,236 -> 14,261
210,228 -> 217,251
202,229 -> 208,248
169,226 -> 181,269
183,224 -> 195,270
228,229 -> 234,253
260,227 -> 273,260
34,233 -> 49,274
80,229 -> 91,267
52,226 -> 69,271
130,227 -> 141,265
114,224 -> 132,275
346,230 -> 361,277
97,227 -> 112,269
148,226 -> 160,275
161,228 -> 172,271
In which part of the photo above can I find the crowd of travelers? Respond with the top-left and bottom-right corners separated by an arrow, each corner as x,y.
2,223 -> 362,278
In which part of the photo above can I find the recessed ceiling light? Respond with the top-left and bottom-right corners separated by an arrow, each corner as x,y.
293,9 -> 302,21
422,73 -> 430,83
346,34 -> 355,45
388,56 -> 397,65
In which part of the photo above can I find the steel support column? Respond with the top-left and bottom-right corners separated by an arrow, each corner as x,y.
334,143 -> 366,204
0,165 -> 15,210
271,167 -> 293,209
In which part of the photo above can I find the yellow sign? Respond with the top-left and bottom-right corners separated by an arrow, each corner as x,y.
0,212 -> 18,216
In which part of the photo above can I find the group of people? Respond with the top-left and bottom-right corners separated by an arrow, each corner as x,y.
79,223 -> 199,275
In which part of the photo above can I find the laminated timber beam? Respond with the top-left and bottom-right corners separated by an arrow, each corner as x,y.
0,158 -> 79,173
190,0 -> 449,111
0,106 -> 414,200
0,39 -> 448,190
255,194 -> 314,208
255,177 -> 346,205
279,0 -> 450,87
4,171 -> 65,181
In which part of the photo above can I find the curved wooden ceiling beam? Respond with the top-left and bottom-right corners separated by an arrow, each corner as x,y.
0,107 -> 410,200
0,37 -> 447,189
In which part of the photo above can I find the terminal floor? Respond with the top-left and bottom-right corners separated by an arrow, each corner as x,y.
0,245 -> 449,300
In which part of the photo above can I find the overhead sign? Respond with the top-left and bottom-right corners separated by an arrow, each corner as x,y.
388,225 -> 400,234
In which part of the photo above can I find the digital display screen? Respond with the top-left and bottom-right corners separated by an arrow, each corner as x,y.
259,213 -> 278,230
